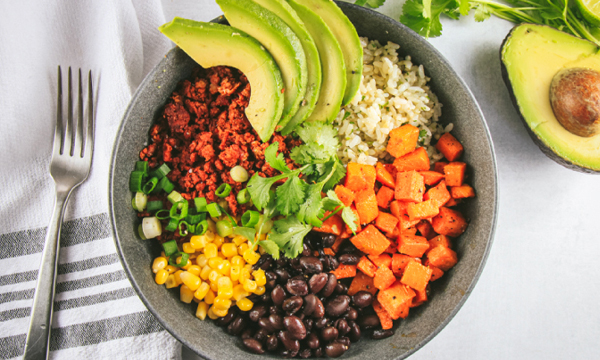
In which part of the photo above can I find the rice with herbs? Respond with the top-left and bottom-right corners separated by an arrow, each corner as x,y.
334,37 -> 450,165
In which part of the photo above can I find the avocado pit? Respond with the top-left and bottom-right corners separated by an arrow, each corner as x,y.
550,67 -> 600,137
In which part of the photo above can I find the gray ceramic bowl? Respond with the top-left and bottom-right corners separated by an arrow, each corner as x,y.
109,2 -> 497,359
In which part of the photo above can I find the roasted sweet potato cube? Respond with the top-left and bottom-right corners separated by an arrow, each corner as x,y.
375,162 -> 396,188
390,200 -> 410,218
433,161 -> 448,174
411,288 -> 428,307
376,186 -> 395,209
369,253 -> 392,270
400,261 -> 432,292
345,162 -> 376,191
332,264 -> 357,279
350,225 -> 391,256
387,124 -> 420,158
407,199 -> 440,221
444,162 -> 467,187
373,299 -> 394,330
335,184 -> 356,206
416,220 -> 436,240
357,256 -> 378,277
427,246 -> 458,271
395,171 -> 425,203
377,281 -> 416,320
435,132 -> 464,161
393,147 -> 430,172
419,170 -> 445,186
313,213 -> 344,236
428,234 -> 452,250
374,266 -> 396,290
450,184 -> 476,199
431,207 -> 468,237
375,212 -> 399,234
398,235 -> 430,257
355,189 -> 379,224
391,254 -> 414,277
348,270 -> 377,295
424,180 -> 451,207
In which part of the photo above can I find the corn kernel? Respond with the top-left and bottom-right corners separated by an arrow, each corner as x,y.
232,235 -> 246,246
196,254 -> 208,268
210,281 -> 219,292
217,276 -> 232,290
221,243 -> 238,258
240,267 -> 251,284
205,230 -> 215,241
187,265 -> 201,277
232,284 -> 250,301
204,243 -> 218,259
208,257 -> 223,269
165,274 -> 178,289
237,298 -> 254,311
212,306 -> 228,318
155,269 -> 168,285
259,233 -> 267,241
182,242 -> 195,254
174,270 -> 184,285
243,279 -> 257,293
243,249 -> 260,265
180,285 -> 194,303
207,306 -> 219,320
152,257 -> 168,273
204,290 -> 216,304
194,282 -> 210,300
244,264 -> 253,272
208,269 -> 221,283
230,255 -> 244,266
219,287 -> 233,299
230,265 -> 241,282
181,258 -> 192,270
238,243 -> 249,256
190,235 -> 208,250
254,285 -> 266,295
214,296 -> 232,310
258,245 -> 266,255
200,265 -> 212,280
252,269 -> 266,286
164,265 -> 177,274
196,301 -> 209,320
217,260 -> 231,276
180,271 -> 201,291
212,235 -> 224,249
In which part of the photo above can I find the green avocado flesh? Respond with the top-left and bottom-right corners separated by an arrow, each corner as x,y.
501,24 -> 600,172
217,0 -> 308,129
159,18 -> 283,142
300,0 -> 362,106
251,0 -> 322,132
284,0 -> 346,127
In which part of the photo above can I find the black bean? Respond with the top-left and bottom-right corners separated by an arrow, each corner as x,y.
344,307 -> 358,321
299,348 -> 312,358
241,329 -> 253,340
321,326 -> 339,342
254,328 -> 269,343
326,295 -> 350,318
320,274 -> 337,298
338,253 -> 360,265
282,295 -> 303,314
249,305 -> 267,322
348,321 -> 361,342
265,271 -> 277,289
266,334 -> 278,352
352,291 -> 374,308
286,278 -> 308,296
276,258 -> 288,268
337,337 -> 351,347
371,329 -> 395,340
280,349 -> 298,358
325,342 -> 348,358
357,314 -> 380,329
304,318 -> 314,331
278,331 -> 300,352
272,285 -> 286,306
302,243 -> 312,257
258,317 -> 275,333
290,258 -> 303,272
284,315 -> 307,340
300,256 -> 323,274
337,241 -> 358,255
269,314 -> 284,330
312,297 -> 325,319
306,231 -> 322,250
308,273 -> 328,294
242,338 -> 265,354
314,317 -> 328,329
270,305 -> 282,315
303,294 -> 318,316
227,316 -> 245,335
314,347 -> 324,357
215,310 -> 236,327
259,293 -> 271,303
334,318 -> 351,336
274,269 -> 290,284
255,254 -> 273,271
322,255 -> 339,272
321,234 -> 336,248
306,332 -> 320,349
334,282 -> 348,294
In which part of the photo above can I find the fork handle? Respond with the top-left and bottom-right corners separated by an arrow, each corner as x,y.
23,189 -> 71,360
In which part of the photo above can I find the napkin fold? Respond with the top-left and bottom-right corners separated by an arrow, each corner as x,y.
0,1 -> 181,359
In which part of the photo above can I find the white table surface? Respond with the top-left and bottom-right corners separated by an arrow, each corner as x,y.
160,1 -> 600,359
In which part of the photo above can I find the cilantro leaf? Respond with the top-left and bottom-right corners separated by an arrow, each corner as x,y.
291,122 -> 339,164
355,0 -> 386,9
296,184 -> 325,227
473,3 -> 491,22
264,142 -> 290,173
233,226 -> 256,242
270,216 -> 312,259
322,159 -> 346,193
400,0 -> 459,38
246,174 -> 278,211
258,240 -> 280,260
342,207 -> 359,234
276,176 -> 306,216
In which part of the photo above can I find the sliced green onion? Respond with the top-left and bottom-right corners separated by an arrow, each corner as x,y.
143,177 -> 158,194
185,212 -> 206,225
129,171 -> 145,192
142,217 -> 162,239
165,217 -> 179,232
150,163 -> 171,180
134,192 -> 147,211
137,224 -> 147,240
254,215 -> 273,234
206,203 -> 222,218
157,177 -> 174,194
194,197 -> 208,213
230,165 -> 249,183
241,210 -> 260,227
147,200 -> 163,212
168,252 -> 189,267
135,161 -> 149,174
193,219 -> 208,235
236,189 -> 250,204
215,183 -> 232,197
131,198 -> 138,211
162,240 -> 178,256
178,221 -> 192,236
167,191 -> 184,208
155,209 -> 171,220
169,200 -> 189,220
216,220 -> 233,238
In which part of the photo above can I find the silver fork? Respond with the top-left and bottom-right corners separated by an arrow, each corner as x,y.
23,67 -> 94,360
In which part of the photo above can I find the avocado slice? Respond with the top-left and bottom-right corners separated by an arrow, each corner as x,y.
501,24 -> 600,173
251,0 -> 322,132
281,0 -> 346,130
300,0 -> 362,106
217,0 -> 307,129
159,18 -> 283,142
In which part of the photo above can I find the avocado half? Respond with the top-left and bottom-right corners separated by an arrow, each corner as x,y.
501,23 -> 600,174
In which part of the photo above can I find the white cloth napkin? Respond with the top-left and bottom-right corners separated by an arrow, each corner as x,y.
0,1 -> 183,359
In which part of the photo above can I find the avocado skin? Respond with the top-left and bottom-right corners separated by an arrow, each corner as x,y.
500,24 -> 600,174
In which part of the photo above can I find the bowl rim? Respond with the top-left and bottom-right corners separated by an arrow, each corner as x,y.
109,2 -> 498,359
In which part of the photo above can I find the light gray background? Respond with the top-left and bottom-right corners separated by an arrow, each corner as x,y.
158,0 -> 600,359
